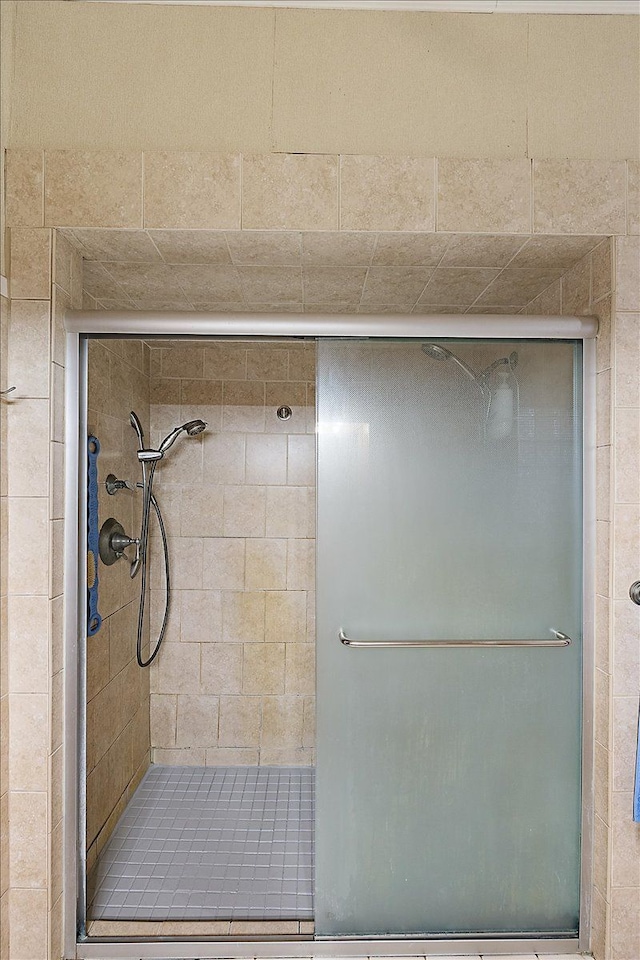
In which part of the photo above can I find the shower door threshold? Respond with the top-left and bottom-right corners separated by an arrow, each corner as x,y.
76,935 -> 581,959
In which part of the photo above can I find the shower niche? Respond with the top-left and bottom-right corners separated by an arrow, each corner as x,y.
81,330 -> 587,948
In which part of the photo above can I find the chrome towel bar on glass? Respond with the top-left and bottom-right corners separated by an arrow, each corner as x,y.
338,629 -> 571,648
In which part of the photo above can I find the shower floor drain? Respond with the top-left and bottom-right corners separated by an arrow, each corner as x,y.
88,765 -> 314,921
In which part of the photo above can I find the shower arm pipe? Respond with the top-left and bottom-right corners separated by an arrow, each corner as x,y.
65,310 -> 599,341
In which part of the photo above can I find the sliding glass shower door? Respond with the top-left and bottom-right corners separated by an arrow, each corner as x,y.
315,339 -> 583,938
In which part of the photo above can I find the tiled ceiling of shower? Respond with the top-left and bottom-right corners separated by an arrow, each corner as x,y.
63,229 -> 602,315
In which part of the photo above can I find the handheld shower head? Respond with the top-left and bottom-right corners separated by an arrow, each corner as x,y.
130,410 -> 145,448
184,419 -> 207,437
421,342 -> 480,386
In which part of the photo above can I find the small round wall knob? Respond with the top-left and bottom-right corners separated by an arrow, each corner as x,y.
276,405 -> 292,421
629,581 -> 640,606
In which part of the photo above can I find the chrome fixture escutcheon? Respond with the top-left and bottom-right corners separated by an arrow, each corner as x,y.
629,581 -> 640,605
98,517 -> 140,570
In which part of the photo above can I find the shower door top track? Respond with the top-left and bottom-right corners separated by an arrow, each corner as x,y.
64,310 -> 595,960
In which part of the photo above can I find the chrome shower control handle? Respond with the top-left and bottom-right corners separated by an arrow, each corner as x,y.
99,517 -> 140,573
629,581 -> 640,605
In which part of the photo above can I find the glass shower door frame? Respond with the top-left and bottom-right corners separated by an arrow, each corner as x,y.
62,311 -> 595,960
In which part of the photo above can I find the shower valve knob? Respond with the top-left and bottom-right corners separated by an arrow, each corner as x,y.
99,517 -> 140,569
630,581 -> 640,606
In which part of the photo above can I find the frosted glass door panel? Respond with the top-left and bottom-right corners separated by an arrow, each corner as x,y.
315,339 -> 583,938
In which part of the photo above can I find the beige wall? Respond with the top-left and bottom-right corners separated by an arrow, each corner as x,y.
148,341 -> 316,767
1,2 -> 638,161
85,335 -> 151,875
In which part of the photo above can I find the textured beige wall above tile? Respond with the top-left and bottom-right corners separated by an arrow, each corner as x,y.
3,3 -> 639,160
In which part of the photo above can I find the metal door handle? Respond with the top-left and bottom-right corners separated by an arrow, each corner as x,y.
338,629 -> 571,648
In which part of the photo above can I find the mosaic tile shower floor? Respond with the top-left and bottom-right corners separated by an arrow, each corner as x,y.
88,765 -> 314,921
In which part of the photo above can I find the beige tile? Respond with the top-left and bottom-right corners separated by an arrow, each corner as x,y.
53,230 -> 74,295
176,694 -> 219,747
180,485 -> 223,537
165,537 -> 203,590
595,595 -> 611,675
417,268 -> 499,306
144,153 -> 240,228
616,236 -> 640,312
265,381 -> 307,415
477,268 -> 564,307
610,887 -> 640,960
180,379 -> 222,407
70,227 -> 161,262
628,160 -> 640,235
152,747 -> 205,765
202,538 -> 245,590
510,235 -> 600,270
173,263 -> 245,302
150,378 -> 180,404
523,278 -> 561,317
148,229 -> 230,264
613,600 -> 640,698
203,433 -> 246,483
204,343 -> 247,380
614,408 -> 640,505
205,748 -> 258,766
243,642 -> 285,695
302,266 -> 367,304
439,234 -> 525,268
5,150 -> 44,226
412,303 -> 468,315
7,400 -> 49,496
155,642 -> 200,695
372,233 -> 450,267
533,160 -> 626,235
438,159 -> 531,234
591,239 -> 612,304
223,485 -> 266,537
613,504 -> 640,601
596,520 -> 611,599
287,539 -> 315,591
9,791 -> 48,886
361,267 -> 433,307
303,696 -> 316,748
246,347 -> 289,382
222,381 -> 265,433
285,644 -> 315,695
245,538 -> 287,590
302,231 -> 376,266
243,154 -> 338,231
229,921 -> 299,935
8,888 -> 48,960
595,296 -> 612,374
222,591 -> 265,644
590,886 -> 609,960
180,589 -> 222,644
9,693 -> 48,791
287,435 -> 315,486
100,262 -> 182,304
159,920 -> 231,935
261,696 -> 304,748
614,313 -> 640,408
596,370 -> 612,447
596,445 -> 611,522
259,746 -> 313,765
265,591 -> 307,644
246,434 -> 287,485
227,231 -> 302,265
218,695 -> 261,747
340,156 -> 434,232
200,644 -> 243,694
8,596 -> 49,694
45,151 -> 142,227
561,256 -> 591,316
611,793 -> 640,888
593,813 -> 609,899
613,695 -> 640,793
595,667 -> 610,751
266,486 -> 312,538
9,228 -> 51,299
8,498 -> 48,595
82,261 -> 131,302
150,695 -> 177,747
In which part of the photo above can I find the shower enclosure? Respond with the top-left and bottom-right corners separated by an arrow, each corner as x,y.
65,314 -> 595,959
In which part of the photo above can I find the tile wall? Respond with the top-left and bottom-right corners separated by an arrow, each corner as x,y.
85,338 -> 151,874
1,293 -> 9,958
1,150 -> 639,959
147,341 -> 316,766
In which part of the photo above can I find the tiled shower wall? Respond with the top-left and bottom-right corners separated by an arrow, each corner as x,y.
1,151 -> 639,960
148,342 -> 316,766
0,293 -> 9,960
85,338 -> 151,872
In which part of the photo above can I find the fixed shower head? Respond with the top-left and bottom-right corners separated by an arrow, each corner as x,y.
421,343 -> 453,362
184,419 -> 207,436
158,419 -> 208,454
130,410 -> 145,448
